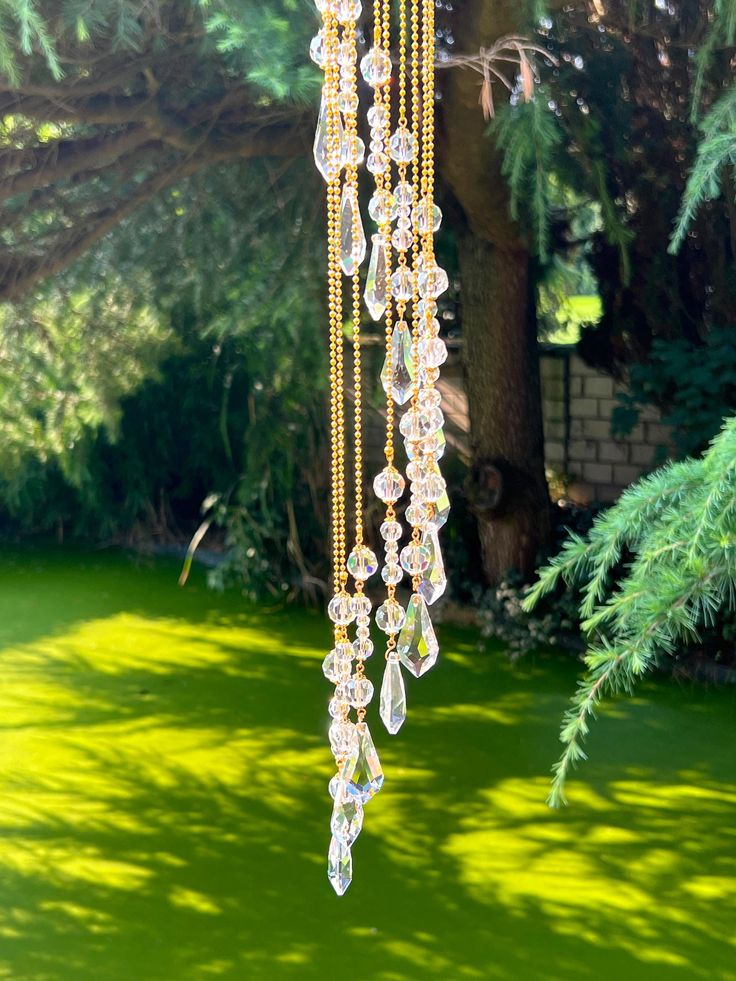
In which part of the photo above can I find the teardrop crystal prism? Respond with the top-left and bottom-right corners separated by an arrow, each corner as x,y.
340,720 -> 384,802
340,184 -> 366,275
380,321 -> 415,405
327,835 -> 352,895
330,783 -> 364,845
418,527 -> 447,605
314,92 -> 343,182
427,486 -> 450,531
365,234 -> 388,320
380,654 -> 407,734
397,593 -> 439,677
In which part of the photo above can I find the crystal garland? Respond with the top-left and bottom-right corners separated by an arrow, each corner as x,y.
311,0 -> 449,895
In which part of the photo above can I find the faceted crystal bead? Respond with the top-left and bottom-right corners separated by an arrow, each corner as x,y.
323,650 -> 352,683
381,563 -> 403,585
420,317 -> 441,339
367,105 -> 389,128
395,181 -> 414,206
365,235 -> 388,322
400,543 -> 431,574
337,40 -> 353,65
341,720 -> 384,802
373,466 -> 405,503
347,546 -> 378,581
397,593 -> 439,677
329,719 -> 357,758
328,695 -> 350,719
421,366 -> 441,387
314,0 -> 336,14
380,654 -> 407,734
328,835 -> 352,896
418,527 -> 447,605
381,320 -> 415,405
309,31 -> 327,68
340,185 -> 366,275
366,151 -> 389,174
313,92 -> 343,182
368,189 -> 398,224
346,676 -> 374,708
353,637 -> 374,659
352,593 -> 372,618
406,459 -> 431,483
330,784 -> 364,845
391,267 -> 413,300
392,227 -> 413,251
342,134 -> 365,167
405,501 -> 430,528
389,127 -> 416,164
418,387 -> 442,407
380,519 -> 402,542
416,472 -> 446,503
399,404 -> 444,441
419,337 -> 448,369
427,487 -> 451,531
328,592 -> 356,625
337,90 -> 359,114
413,198 -> 443,233
376,598 -> 405,633
336,0 -> 361,21
360,48 -> 392,86
418,263 -> 449,298
417,298 -> 438,318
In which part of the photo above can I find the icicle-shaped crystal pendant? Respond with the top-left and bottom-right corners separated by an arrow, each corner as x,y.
340,183 -> 366,275
380,320 -> 415,405
380,653 -> 407,734
397,593 -> 439,677
340,720 -> 384,802
330,780 -> 364,845
327,834 -> 353,896
365,234 -> 388,320
314,91 -> 344,183
418,527 -> 447,605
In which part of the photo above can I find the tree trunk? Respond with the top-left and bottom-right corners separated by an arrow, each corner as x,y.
458,234 -> 550,581
437,0 -> 550,583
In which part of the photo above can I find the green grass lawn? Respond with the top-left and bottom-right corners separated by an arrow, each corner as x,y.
0,548 -> 734,980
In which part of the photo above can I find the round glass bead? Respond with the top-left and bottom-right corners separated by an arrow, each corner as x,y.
356,624 -> 371,641
352,593 -> 372,617
420,339 -> 447,373
338,90 -> 359,114
314,0 -> 336,14
405,501 -> 429,527
346,677 -> 374,708
367,105 -> 389,128
334,641 -> 355,659
389,127 -> 416,163
368,189 -> 398,224
347,546 -> 378,581
418,263 -> 450,298
418,473 -> 447,502
309,32 -> 327,68
391,267 -> 413,300
366,151 -> 389,174
395,181 -> 413,206
343,135 -> 365,166
329,721 -> 356,758
323,650 -> 353,683
376,598 -> 406,633
384,543 -> 399,559
400,543 -> 431,573
413,198 -> 443,233
353,637 -> 374,659
336,0 -> 361,21
399,404 -> 444,441
421,366 -> 441,385
328,592 -> 356,625
380,519 -> 402,542
373,467 -> 406,502
392,227 -> 413,251
420,317 -> 441,339
356,615 -> 370,628
381,563 -> 403,585
337,40 -> 353,65
360,48 -> 392,86
328,696 -> 350,719
419,386 -> 442,407
406,459 -> 430,482
417,298 -> 438,318
369,138 -> 384,154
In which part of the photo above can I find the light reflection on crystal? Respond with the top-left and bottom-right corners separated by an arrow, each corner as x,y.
381,321 -> 415,405
418,527 -> 447,605
365,235 -> 388,321
397,593 -> 439,677
340,184 -> 366,276
328,835 -> 352,895
341,720 -> 384,802
380,654 -> 407,734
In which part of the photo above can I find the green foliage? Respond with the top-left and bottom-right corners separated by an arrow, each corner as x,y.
612,328 -> 736,458
524,418 -> 736,806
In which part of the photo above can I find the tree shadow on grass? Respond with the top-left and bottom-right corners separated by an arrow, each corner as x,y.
0,549 -> 734,979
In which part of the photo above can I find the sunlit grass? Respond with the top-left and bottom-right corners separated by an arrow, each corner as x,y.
0,547 -> 734,980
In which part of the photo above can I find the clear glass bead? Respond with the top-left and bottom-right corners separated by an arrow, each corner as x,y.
381,563 -> 403,585
421,365 -> 441,386
346,676 -> 374,708
329,695 -> 350,719
419,386 -> 442,407
356,624 -> 371,641
337,40 -> 353,65
334,641 -> 354,658
418,298 -> 437,318
352,593 -> 372,618
328,592 -> 356,625
309,31 -> 327,68
336,0 -> 361,21
405,501 -> 430,527
360,48 -> 392,86
380,519 -> 402,542
368,189 -> 398,224
391,267 -> 413,300
389,127 -> 416,163
367,105 -> 389,128
418,263 -> 449,298
392,227 -> 413,251
353,637 -> 374,659
343,134 -> 365,167
413,198 -> 443,233
406,459 -> 430,482
417,472 -> 447,503
373,467 -> 406,502
369,138 -> 384,154
408,428 -> 446,460
398,404 -> 444,441
347,546 -> 378,581
395,180 -> 413,206
400,543 -> 431,574
338,90 -> 359,114
323,650 -> 352,683
376,598 -> 405,633
366,151 -> 389,174
420,316 -> 441,338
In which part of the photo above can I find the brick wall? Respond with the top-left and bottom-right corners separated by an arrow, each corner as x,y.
541,346 -> 671,503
